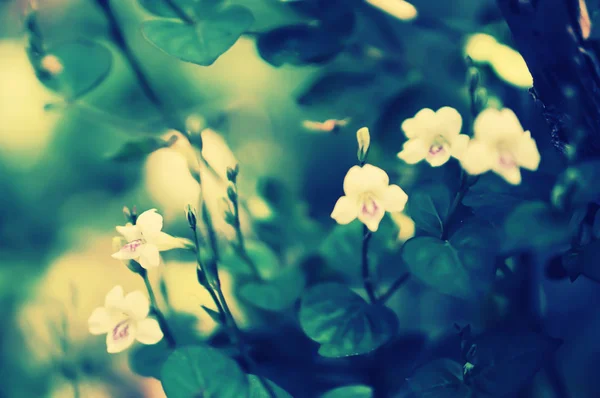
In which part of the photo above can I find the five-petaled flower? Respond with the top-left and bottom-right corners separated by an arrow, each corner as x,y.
112,209 -> 180,269
460,108 -> 540,185
88,286 -> 163,353
331,164 -> 408,232
397,107 -> 469,167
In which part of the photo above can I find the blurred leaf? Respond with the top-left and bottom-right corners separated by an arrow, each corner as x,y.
129,340 -> 172,379
29,40 -> 112,99
553,160 -> 600,208
107,134 -> 178,162
138,0 -> 221,18
248,375 -> 293,398
462,188 -> 522,222
400,359 -> 472,398
221,240 -> 280,278
239,266 -> 306,311
562,240 -> 600,283
503,201 -> 573,251
321,385 -> 373,398
256,24 -> 344,67
297,71 -> 377,106
462,330 -> 562,397
407,184 -> 452,238
299,283 -> 398,357
142,6 -> 254,66
201,305 -> 223,323
402,220 -> 497,299
161,346 -> 248,398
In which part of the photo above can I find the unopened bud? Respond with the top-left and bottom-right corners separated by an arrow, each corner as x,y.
122,206 -> 132,222
226,164 -> 239,183
473,87 -> 488,113
356,127 -> 371,164
227,185 -> 237,204
185,204 -> 197,228
467,66 -> 480,93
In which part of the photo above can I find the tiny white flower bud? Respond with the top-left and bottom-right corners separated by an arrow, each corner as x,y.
356,127 -> 371,164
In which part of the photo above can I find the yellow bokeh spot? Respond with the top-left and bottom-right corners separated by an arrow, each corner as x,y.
366,0 -> 418,21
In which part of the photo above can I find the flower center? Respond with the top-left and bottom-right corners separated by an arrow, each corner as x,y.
498,151 -> 516,168
123,239 -> 144,252
428,136 -> 448,156
360,193 -> 379,217
112,319 -> 131,341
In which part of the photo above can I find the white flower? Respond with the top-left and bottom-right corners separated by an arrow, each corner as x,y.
397,107 -> 469,167
112,209 -> 181,269
88,286 -> 163,353
331,164 -> 408,232
460,108 -> 540,185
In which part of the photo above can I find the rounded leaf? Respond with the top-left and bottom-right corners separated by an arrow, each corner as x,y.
239,266 -> 306,311
321,385 -> 373,398
299,283 -> 398,357
248,375 -> 292,398
161,346 -> 248,398
407,184 -> 452,237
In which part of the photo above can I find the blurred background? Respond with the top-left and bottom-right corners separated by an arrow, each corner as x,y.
1,0 -> 600,397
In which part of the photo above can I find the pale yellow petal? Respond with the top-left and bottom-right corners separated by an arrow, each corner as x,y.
397,138 -> 428,164
106,320 -> 136,354
331,196 -> 358,225
460,140 -> 495,175
115,224 -> 141,242
135,318 -> 164,345
474,108 -> 523,142
124,291 -> 150,320
380,184 -> 408,213
436,107 -> 463,137
401,108 -> 435,139
88,307 -> 112,335
136,209 -> 163,236
493,165 -> 522,185
357,199 -> 386,232
104,285 -> 125,309
426,146 -> 452,167
515,131 -> 540,171
138,244 -> 160,269
343,164 -> 389,196
450,134 -> 470,160
111,240 -> 144,261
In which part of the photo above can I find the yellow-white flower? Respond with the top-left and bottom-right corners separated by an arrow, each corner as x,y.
88,286 -> 163,353
331,164 -> 408,232
397,107 -> 469,167
460,108 -> 540,185
112,209 -> 181,269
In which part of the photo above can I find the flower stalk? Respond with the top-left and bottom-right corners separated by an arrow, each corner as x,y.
140,269 -> 176,348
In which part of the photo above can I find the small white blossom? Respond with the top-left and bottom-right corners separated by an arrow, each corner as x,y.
397,107 -> 469,167
331,164 -> 408,232
88,286 -> 163,353
460,108 -> 540,185
112,209 -> 181,269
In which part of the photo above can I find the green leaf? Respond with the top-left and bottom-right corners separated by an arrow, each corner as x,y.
161,346 -> 248,398
503,201 -> 573,251
552,160 -> 600,208
407,184 -> 452,237
401,359 -> 472,398
29,40 -> 112,99
256,24 -> 344,67
138,0 -> 221,18
562,240 -> 600,283
297,71 -> 376,106
299,283 -> 398,357
201,305 -> 223,323
239,266 -> 306,311
401,221 -> 497,299
142,6 -> 254,66
107,134 -> 178,162
248,375 -> 292,398
129,340 -> 172,379
221,240 -> 280,278
321,385 -> 373,398
462,330 -> 562,397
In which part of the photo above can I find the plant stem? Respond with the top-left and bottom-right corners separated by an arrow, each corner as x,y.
231,184 -> 261,278
441,170 -> 471,240
141,271 -> 176,348
379,273 -> 410,303
362,225 -> 377,303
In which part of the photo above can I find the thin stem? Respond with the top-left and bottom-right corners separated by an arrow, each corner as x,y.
362,225 -> 377,303
142,272 -> 176,348
213,285 -> 277,398
231,185 -> 261,278
379,273 -> 410,303
441,170 -> 470,240
94,0 -> 186,134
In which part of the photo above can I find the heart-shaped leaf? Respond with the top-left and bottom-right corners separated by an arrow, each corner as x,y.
299,283 -> 398,357
321,385 -> 373,398
407,184 -> 452,238
129,340 -> 172,378
142,6 -> 254,66
248,375 -> 293,398
221,240 -> 280,278
138,0 -> 221,18
29,40 -> 112,99
401,220 -> 498,299
161,346 -> 248,398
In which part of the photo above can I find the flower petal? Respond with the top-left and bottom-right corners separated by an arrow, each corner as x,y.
136,209 -> 163,236
124,290 -> 150,320
331,196 -> 359,225
106,320 -> 136,354
115,224 -> 142,242
88,307 -> 113,335
397,138 -> 428,165
111,240 -> 145,261
343,164 -> 389,196
515,131 -> 540,171
450,134 -> 470,160
147,231 -> 185,251
138,244 -> 160,269
135,318 -> 164,345
357,199 -> 386,232
380,184 -> 408,213
460,140 -> 495,175
105,285 -> 125,309
401,110 -> 432,139
436,107 -> 462,137
493,164 -> 522,185
426,146 -> 452,167
474,108 -> 523,143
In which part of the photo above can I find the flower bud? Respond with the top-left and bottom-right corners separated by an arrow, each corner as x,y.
467,66 -> 480,93
185,204 -> 197,228
122,206 -> 132,222
185,114 -> 206,135
226,164 -> 239,183
356,127 -> 371,164
227,185 -> 237,204
473,87 -> 488,113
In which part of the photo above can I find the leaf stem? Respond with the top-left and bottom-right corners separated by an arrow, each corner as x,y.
141,271 -> 176,348
162,0 -> 196,24
379,273 -> 410,303
362,225 -> 377,303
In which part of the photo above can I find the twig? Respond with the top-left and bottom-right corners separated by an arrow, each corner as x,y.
162,0 -> 196,24
362,225 -> 377,303
141,271 -> 176,348
379,273 -> 410,303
